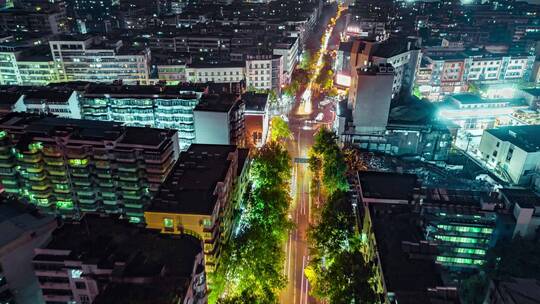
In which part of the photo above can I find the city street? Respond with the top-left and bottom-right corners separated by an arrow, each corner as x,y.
280,4 -> 345,304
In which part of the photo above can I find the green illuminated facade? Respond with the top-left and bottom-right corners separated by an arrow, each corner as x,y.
424,209 -> 497,268
0,114 -> 180,222
80,84 -> 206,150
0,50 -> 61,86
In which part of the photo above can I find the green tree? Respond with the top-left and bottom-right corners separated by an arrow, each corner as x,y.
307,192 -> 378,303
209,142 -> 292,304
309,128 -> 348,196
308,247 -> 377,304
309,191 -> 355,257
270,116 -> 292,142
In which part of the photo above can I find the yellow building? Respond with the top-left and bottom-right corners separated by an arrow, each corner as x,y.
144,144 -> 249,271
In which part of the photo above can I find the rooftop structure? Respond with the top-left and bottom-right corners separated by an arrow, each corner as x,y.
33,215 -> 205,304
145,144 -> 249,271
355,171 -> 419,205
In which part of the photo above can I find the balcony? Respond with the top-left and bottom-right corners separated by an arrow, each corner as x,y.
38,282 -> 70,290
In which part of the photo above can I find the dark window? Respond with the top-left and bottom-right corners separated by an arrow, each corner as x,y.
75,282 -> 86,289
492,150 -> 498,157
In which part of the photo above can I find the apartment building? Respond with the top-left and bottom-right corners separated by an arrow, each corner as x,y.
193,94 -> 245,147
0,113 -> 180,223
185,62 -> 245,84
245,54 -> 283,92
417,52 -> 536,101
80,83 -> 208,150
33,216 -> 206,304
145,144 -> 250,271
12,87 -> 81,119
422,188 -> 498,269
478,125 -> 540,186
338,37 -> 421,98
273,37 -> 299,84
0,46 -> 61,86
49,35 -> 150,84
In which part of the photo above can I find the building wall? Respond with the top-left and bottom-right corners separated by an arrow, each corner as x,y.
50,40 -> 150,84
193,111 -> 230,145
478,131 -> 540,185
185,66 -> 245,83
0,124 -> 179,222
81,94 -> 201,150
350,70 -> 394,133
273,38 -> 299,83
157,64 -> 187,82
245,57 -> 273,91
14,92 -> 81,119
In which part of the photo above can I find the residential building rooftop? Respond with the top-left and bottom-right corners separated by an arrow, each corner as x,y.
485,125 -> 540,153
194,94 -> 241,112
500,188 -> 540,209
357,171 -> 418,201
82,83 -> 207,99
242,92 -> 268,112
368,204 -> 457,304
36,215 -> 201,278
0,113 -> 177,148
149,144 -> 238,215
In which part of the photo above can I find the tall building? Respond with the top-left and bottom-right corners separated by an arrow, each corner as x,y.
0,46 -> 61,86
80,83 -> 208,150
245,54 -> 283,92
349,64 -> 394,134
360,202 -> 461,304
0,113 -> 180,223
193,94 -> 245,147
339,38 -> 421,97
145,144 -> 250,271
0,197 -> 57,304
49,36 -> 150,84
273,37 -> 299,84
243,92 -> 270,148
33,215 -> 206,304
422,188 -> 498,268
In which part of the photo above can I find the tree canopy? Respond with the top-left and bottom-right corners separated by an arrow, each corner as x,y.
309,128 -> 348,196
270,116 -> 293,142
306,192 -> 378,303
209,142 -> 292,304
